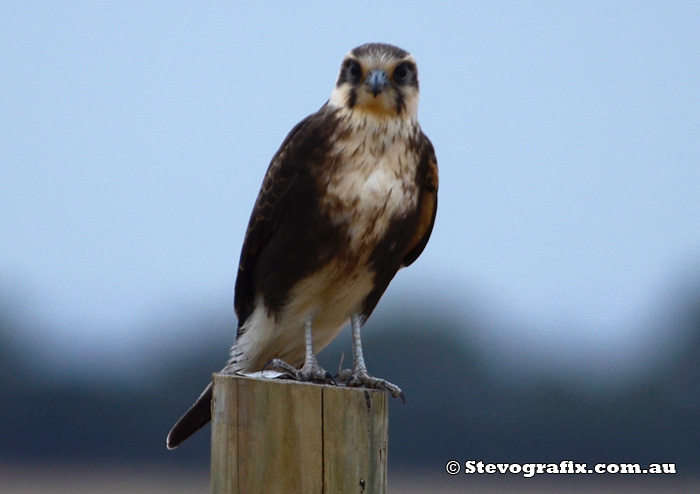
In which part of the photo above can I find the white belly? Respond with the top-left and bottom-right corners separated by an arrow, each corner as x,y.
229,259 -> 375,372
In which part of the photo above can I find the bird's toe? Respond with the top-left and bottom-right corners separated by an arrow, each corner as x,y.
338,369 -> 405,402
264,359 -> 335,385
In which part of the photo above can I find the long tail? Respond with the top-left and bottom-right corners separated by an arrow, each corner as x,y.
166,383 -> 213,450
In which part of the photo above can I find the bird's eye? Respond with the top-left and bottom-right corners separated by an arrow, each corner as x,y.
393,63 -> 410,83
347,61 -> 362,83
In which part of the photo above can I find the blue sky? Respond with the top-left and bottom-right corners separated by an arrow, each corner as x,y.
2,2 -> 699,380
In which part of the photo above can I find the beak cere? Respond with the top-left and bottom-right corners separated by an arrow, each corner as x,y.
365,69 -> 389,97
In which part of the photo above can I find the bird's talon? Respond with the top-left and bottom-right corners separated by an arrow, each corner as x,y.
338,369 -> 404,401
324,371 -> 337,386
264,358 -> 335,385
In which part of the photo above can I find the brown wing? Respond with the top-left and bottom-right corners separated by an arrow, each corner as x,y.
403,135 -> 438,267
169,108 -> 338,450
233,106 -> 338,330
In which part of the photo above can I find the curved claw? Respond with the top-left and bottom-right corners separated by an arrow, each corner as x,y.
263,359 -> 297,379
338,369 -> 405,402
264,358 -> 335,385
324,371 -> 338,386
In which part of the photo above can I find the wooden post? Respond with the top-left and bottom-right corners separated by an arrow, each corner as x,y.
210,373 -> 388,494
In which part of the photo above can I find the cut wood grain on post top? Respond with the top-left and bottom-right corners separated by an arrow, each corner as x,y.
210,373 -> 388,494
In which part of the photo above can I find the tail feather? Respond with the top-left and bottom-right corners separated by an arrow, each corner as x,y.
166,383 -> 213,450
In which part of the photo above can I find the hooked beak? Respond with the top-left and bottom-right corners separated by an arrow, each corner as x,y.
365,69 -> 389,97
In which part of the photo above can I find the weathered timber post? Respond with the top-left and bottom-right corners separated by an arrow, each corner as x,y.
210,373 -> 388,494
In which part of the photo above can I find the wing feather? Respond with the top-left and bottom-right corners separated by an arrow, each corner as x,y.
403,136 -> 438,267
233,107 -> 337,329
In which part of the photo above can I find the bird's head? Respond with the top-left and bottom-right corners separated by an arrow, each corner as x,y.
329,43 -> 419,119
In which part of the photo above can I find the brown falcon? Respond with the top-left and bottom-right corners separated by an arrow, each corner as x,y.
167,42 -> 438,449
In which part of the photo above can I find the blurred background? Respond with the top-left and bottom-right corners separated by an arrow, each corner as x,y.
2,1 -> 699,492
